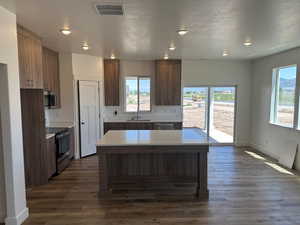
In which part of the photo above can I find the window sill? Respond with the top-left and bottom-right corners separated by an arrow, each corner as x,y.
124,111 -> 152,114
269,122 -> 294,130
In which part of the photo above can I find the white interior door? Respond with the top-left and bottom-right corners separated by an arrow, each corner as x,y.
79,81 -> 100,157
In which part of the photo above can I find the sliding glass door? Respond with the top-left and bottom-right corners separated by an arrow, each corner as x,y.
209,87 -> 236,143
183,87 -> 208,132
183,86 -> 236,144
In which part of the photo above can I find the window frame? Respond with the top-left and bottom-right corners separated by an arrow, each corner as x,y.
123,75 -> 152,113
270,64 -> 298,129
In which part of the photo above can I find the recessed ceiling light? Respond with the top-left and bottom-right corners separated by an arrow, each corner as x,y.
169,43 -> 176,51
110,53 -> 116,59
82,43 -> 90,51
163,54 -> 169,60
177,29 -> 188,36
243,40 -> 252,46
222,50 -> 229,56
60,28 -> 72,36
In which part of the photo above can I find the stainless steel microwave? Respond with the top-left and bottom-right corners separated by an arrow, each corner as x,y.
44,91 -> 57,108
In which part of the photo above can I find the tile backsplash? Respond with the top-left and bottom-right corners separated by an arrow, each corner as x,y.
103,106 -> 182,122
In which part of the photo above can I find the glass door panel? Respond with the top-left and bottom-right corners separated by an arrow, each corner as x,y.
209,87 -> 236,143
183,87 -> 208,135
125,77 -> 138,112
139,77 -> 151,112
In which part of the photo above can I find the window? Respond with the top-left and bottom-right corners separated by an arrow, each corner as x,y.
270,65 -> 297,127
125,76 -> 151,112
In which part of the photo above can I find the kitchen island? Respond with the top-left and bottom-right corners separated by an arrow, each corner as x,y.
97,129 -> 210,199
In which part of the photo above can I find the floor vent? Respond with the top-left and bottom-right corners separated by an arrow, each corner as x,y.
95,4 -> 124,15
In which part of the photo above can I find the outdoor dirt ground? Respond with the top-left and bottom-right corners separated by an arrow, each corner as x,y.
183,102 -> 234,136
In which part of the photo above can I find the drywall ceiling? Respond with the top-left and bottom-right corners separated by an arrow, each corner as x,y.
15,0 -> 300,60
0,0 -> 16,13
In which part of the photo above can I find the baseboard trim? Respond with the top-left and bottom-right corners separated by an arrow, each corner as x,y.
234,143 -> 250,148
5,207 -> 28,225
250,143 -> 279,160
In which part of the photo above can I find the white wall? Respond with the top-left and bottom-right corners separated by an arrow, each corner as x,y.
104,60 -> 182,122
45,53 -> 104,159
72,53 -> 104,81
251,47 -> 300,170
0,106 -> 6,222
182,60 -> 252,146
72,54 -> 104,159
45,53 -> 74,126
0,5 -> 28,225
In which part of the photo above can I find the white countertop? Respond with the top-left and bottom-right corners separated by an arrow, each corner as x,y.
97,129 -> 210,146
46,133 -> 55,139
47,122 -> 75,129
104,120 -> 182,123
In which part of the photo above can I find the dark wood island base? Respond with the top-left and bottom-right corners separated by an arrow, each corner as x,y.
98,145 -> 209,200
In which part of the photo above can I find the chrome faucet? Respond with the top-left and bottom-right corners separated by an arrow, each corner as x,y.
131,111 -> 141,120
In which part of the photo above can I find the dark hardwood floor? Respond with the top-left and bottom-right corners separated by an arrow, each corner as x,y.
23,146 -> 300,225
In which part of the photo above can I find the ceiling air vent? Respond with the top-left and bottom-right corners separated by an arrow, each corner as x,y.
95,4 -> 124,15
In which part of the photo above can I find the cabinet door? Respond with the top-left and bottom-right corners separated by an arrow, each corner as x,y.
125,122 -> 153,130
17,31 -> 34,88
42,48 -> 51,91
104,59 -> 120,106
155,61 -> 168,105
17,26 -> 43,89
46,137 -> 56,179
31,39 -> 43,88
155,60 -> 181,105
42,47 -> 61,108
21,89 -> 47,186
104,122 -> 126,134
169,60 -> 181,105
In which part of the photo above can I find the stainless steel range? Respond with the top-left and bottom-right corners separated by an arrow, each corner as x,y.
46,127 -> 71,173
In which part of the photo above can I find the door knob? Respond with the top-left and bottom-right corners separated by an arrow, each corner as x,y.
81,122 -> 85,125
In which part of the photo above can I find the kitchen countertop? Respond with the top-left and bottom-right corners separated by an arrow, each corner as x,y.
97,129 -> 210,147
104,120 -> 182,123
46,133 -> 55,139
47,122 -> 75,129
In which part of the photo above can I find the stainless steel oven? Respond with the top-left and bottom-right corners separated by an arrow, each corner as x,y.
56,131 -> 70,158
46,127 -> 72,175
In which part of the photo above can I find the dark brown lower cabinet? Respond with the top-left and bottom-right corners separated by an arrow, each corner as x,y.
69,127 -> 75,159
20,89 -> 48,187
46,136 -> 56,179
104,122 -> 182,134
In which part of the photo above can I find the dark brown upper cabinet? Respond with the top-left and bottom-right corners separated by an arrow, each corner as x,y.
17,25 -> 43,89
42,47 -> 61,108
155,60 -> 182,105
104,59 -> 120,106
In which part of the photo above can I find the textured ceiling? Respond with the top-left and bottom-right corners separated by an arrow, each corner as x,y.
0,0 -> 16,13
15,0 -> 300,60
